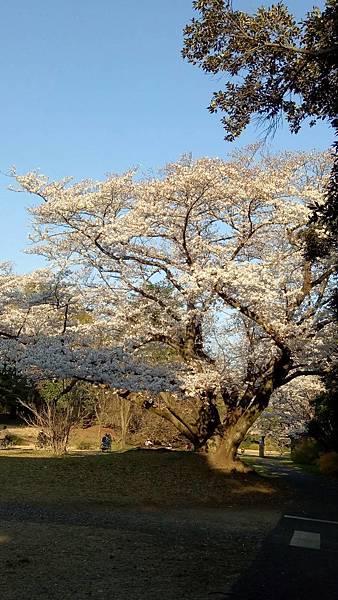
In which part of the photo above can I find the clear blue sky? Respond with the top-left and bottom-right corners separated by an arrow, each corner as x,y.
0,0 -> 331,272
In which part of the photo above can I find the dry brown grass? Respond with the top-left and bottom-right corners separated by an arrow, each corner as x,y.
0,448 -> 286,509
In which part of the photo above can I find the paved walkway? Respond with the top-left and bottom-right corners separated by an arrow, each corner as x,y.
229,458 -> 338,600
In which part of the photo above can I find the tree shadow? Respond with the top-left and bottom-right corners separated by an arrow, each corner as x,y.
0,450 -> 292,600
0,448 -> 288,510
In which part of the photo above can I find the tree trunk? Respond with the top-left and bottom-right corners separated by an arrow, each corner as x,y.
144,390 -> 269,471
206,432 -> 251,472
120,398 -> 131,449
196,408 -> 262,472
196,428 -> 248,472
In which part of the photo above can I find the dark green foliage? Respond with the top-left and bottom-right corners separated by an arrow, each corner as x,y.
0,365 -> 39,418
307,365 -> 338,452
307,144 -> 338,268
291,437 -> 321,464
183,0 -> 338,140
306,273 -> 337,453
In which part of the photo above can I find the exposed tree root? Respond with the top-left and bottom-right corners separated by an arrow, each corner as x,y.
204,451 -> 253,474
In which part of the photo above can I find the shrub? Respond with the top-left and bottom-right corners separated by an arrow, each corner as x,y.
307,362 -> 338,452
291,438 -> 321,464
239,436 -> 259,451
8,433 -> 23,445
0,433 -> 23,447
318,452 -> 338,476
35,430 -> 50,449
77,441 -> 92,450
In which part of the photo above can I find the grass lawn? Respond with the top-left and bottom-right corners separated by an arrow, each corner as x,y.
242,455 -> 293,476
0,448 -> 289,600
0,448 -> 287,509
243,454 -> 321,477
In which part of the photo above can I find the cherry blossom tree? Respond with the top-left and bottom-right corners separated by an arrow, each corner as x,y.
0,266 -> 178,394
0,266 -> 180,453
254,376 -> 325,450
10,149 -> 336,470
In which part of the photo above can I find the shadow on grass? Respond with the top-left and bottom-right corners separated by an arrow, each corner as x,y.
0,448 -> 287,509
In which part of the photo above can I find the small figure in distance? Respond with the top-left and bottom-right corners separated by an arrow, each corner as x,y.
0,426 -> 14,449
101,432 -> 112,453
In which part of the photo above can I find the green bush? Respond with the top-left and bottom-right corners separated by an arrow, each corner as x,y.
318,452 -> 338,476
8,433 -> 23,445
239,436 -> 259,450
308,375 -> 338,452
291,438 -> 321,464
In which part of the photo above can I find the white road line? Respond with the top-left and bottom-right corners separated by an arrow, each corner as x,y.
284,514 -> 338,526
290,530 -> 321,550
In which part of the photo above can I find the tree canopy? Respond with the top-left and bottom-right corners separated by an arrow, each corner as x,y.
2,149 -> 334,469
183,0 -> 338,140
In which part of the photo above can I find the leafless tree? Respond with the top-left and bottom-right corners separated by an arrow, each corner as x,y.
20,380 -> 85,455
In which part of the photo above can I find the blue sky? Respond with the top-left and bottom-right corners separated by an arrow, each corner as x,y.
0,0 -> 331,272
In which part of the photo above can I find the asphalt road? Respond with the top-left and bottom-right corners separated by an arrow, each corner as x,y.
229,458 -> 338,600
